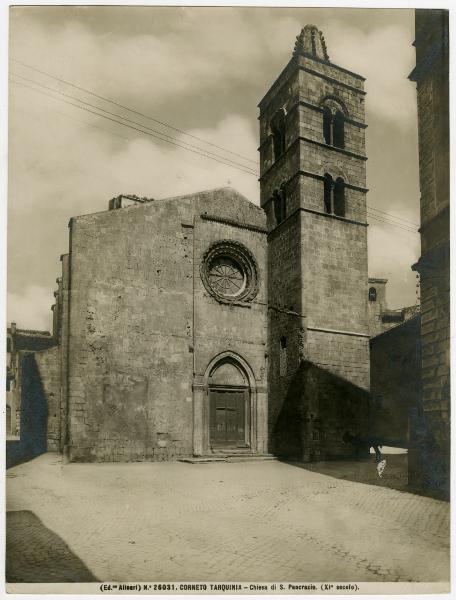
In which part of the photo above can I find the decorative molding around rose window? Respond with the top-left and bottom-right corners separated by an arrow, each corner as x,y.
200,240 -> 259,304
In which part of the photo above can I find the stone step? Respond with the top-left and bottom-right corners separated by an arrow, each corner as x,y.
179,454 -> 277,464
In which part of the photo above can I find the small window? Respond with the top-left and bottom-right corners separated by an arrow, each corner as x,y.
270,109 -> 286,161
273,185 -> 287,225
334,177 -> 345,217
333,110 -> 345,149
323,107 -> 332,145
369,287 -> 377,302
324,173 -> 333,214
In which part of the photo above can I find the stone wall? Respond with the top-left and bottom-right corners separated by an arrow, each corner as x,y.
65,188 -> 268,462
301,212 -> 368,336
67,196 -> 195,462
59,253 -> 70,453
192,193 -> 268,455
369,316 -> 421,446
267,212 -> 303,449
409,9 -> 450,495
367,279 -> 388,337
7,353 -> 48,468
260,29 -> 369,460
34,346 -> 61,452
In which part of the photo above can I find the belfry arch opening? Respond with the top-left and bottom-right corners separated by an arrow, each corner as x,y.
323,173 -> 346,218
320,98 -> 347,149
270,108 -> 287,161
208,358 -> 250,449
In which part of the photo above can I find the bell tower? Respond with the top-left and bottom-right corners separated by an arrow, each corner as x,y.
259,26 -> 370,460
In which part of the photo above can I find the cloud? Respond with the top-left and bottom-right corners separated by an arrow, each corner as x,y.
322,22 -> 417,128
7,285 -> 54,331
8,84 -> 260,330
9,10 -> 292,115
8,88 -> 259,216
10,9 -> 417,130
110,114 -> 259,202
7,7 -> 421,325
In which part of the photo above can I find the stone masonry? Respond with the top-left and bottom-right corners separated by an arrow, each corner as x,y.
259,25 -> 370,460
10,26 -> 380,464
62,188 -> 268,462
409,10 -> 450,495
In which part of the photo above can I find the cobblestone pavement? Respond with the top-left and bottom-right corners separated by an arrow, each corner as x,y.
6,453 -> 450,583
291,452 -> 410,493
6,511 -> 98,582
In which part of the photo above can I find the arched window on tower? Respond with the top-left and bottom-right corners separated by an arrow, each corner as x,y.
369,287 -> 377,302
270,109 -> 286,161
333,110 -> 345,149
323,174 -> 346,217
334,177 -> 345,217
323,107 -> 332,145
324,173 -> 333,214
321,100 -> 346,148
273,185 -> 287,225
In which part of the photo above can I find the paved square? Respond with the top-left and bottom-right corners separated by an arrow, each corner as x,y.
6,454 -> 450,583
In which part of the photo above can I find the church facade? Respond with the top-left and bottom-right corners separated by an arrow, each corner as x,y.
57,189 -> 269,462
20,26 -> 372,463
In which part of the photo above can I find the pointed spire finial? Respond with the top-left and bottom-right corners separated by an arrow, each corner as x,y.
293,25 -> 329,62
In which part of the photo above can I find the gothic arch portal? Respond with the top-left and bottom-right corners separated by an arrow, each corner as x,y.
204,351 -> 256,390
207,355 -> 252,449
193,352 -> 260,456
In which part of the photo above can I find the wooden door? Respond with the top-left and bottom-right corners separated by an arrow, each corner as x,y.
210,389 -> 247,447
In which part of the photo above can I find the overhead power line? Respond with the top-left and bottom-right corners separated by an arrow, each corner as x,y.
10,57 -> 259,166
10,73 -> 258,176
346,202 -> 417,234
9,78 -> 258,177
367,214 -> 418,235
367,205 -> 419,228
11,97 -> 415,237
9,68 -> 420,236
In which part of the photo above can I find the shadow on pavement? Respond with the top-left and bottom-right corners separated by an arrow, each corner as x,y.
283,454 -> 410,491
282,454 -> 450,501
6,510 -> 98,583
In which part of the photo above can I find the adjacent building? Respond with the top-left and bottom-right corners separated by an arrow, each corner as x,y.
369,315 -> 421,449
408,9 -> 450,494
367,278 -> 420,338
6,324 -> 56,439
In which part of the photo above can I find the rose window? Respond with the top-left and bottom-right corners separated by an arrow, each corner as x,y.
200,240 -> 259,304
208,257 -> 246,297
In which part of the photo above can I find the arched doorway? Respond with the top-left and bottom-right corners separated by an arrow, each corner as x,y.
208,359 -> 250,449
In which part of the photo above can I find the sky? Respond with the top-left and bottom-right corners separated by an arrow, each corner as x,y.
7,6 -> 421,331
